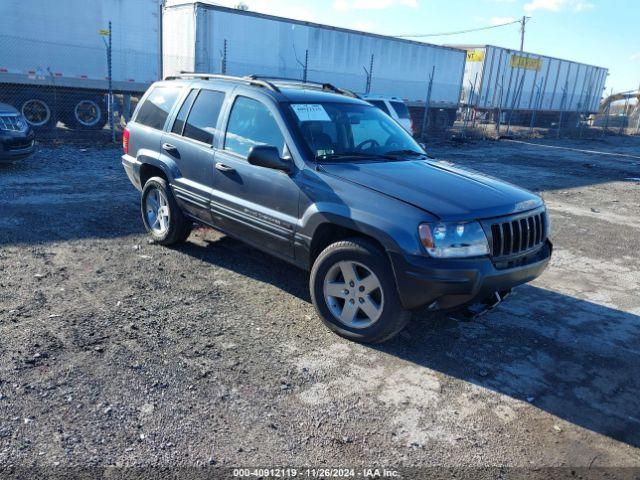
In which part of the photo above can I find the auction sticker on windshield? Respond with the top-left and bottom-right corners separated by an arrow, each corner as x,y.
291,104 -> 331,122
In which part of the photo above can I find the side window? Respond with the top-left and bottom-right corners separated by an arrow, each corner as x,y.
171,89 -> 198,135
183,90 -> 226,145
224,97 -> 285,158
390,101 -> 410,119
369,100 -> 390,115
135,86 -> 181,130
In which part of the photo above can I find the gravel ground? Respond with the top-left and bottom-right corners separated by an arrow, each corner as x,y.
0,135 -> 639,477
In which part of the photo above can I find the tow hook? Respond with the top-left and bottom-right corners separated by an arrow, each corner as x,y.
449,290 -> 512,322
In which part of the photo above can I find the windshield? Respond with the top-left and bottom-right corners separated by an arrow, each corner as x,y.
288,102 -> 424,161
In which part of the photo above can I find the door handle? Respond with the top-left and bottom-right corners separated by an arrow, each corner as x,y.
162,143 -> 177,153
215,162 -> 235,172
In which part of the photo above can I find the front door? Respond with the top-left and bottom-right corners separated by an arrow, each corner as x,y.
211,94 -> 299,259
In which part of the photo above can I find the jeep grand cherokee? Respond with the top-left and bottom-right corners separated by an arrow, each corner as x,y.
121,75 -> 552,343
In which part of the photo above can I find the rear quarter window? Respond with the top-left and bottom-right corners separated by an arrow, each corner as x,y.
135,86 -> 181,130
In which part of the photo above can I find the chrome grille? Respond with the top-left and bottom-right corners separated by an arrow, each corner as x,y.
487,209 -> 547,259
0,114 -> 24,131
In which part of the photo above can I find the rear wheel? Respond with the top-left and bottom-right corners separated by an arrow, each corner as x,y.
141,177 -> 191,245
310,238 -> 411,343
62,95 -> 108,130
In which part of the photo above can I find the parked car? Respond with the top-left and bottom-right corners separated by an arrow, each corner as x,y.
121,75 -> 552,343
362,94 -> 414,134
0,102 -> 35,162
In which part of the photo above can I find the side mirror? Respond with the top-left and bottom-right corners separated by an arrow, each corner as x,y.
247,145 -> 290,172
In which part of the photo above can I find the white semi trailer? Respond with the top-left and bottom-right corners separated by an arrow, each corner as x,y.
0,0 -> 161,130
162,1 -> 467,129
456,44 -> 609,126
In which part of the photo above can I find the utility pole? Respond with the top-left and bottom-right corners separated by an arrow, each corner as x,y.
100,22 -> 114,142
519,16 -> 531,52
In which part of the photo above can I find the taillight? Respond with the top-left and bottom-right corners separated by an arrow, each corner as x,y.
122,127 -> 130,154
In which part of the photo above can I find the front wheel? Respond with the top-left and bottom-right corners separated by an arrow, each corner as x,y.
141,177 -> 191,245
17,91 -> 56,130
310,238 -> 411,343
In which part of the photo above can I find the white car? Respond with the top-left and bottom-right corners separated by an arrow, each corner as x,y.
362,95 -> 414,135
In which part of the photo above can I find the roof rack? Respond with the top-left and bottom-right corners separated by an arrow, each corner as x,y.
246,76 -> 360,99
163,72 -> 281,92
163,73 -> 361,99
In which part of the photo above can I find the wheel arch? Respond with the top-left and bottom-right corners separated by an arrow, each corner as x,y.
136,151 -> 181,188
306,214 -> 398,270
139,163 -> 168,188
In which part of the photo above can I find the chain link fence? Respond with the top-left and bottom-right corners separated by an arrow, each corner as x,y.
0,31 -> 156,142
1,31 -> 638,144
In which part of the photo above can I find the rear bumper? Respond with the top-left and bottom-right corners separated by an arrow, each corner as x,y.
389,240 -> 552,310
122,154 -> 142,191
0,131 -> 36,161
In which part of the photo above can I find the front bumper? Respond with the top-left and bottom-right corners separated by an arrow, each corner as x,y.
389,240 -> 552,311
0,130 -> 36,161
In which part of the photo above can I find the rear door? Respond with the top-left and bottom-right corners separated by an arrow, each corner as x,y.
161,88 -> 227,222
128,85 -> 182,168
210,93 -> 299,259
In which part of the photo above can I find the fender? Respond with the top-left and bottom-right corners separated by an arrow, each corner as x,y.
295,202 -> 431,269
136,147 -> 182,184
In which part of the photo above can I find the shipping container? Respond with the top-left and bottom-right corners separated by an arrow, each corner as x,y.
455,44 -> 608,126
162,1 -> 467,128
0,0 -> 160,129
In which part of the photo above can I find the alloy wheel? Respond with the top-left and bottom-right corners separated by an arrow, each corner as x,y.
145,187 -> 170,235
323,260 -> 384,329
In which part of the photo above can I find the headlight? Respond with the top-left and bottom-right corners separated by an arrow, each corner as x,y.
418,221 -> 489,258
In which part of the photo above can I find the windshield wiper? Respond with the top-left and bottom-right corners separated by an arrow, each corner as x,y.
384,149 -> 430,158
316,152 -> 389,162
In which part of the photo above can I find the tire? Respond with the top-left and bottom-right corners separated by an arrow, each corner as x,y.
310,238 -> 411,343
62,95 -> 108,130
16,91 -> 56,130
141,177 -> 192,245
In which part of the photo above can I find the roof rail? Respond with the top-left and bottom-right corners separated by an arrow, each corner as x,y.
246,75 -> 360,99
163,72 -> 281,92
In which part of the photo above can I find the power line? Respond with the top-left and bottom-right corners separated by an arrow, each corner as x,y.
395,19 -> 522,38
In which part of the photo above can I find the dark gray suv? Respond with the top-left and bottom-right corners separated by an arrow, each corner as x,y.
122,74 -> 552,343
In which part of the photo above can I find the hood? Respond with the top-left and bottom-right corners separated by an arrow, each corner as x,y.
0,102 -> 19,115
318,159 -> 543,221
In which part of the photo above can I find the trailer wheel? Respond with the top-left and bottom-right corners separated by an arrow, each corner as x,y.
17,92 -> 56,130
63,96 -> 108,130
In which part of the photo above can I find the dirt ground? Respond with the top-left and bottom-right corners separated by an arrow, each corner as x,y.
0,134 -> 639,477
